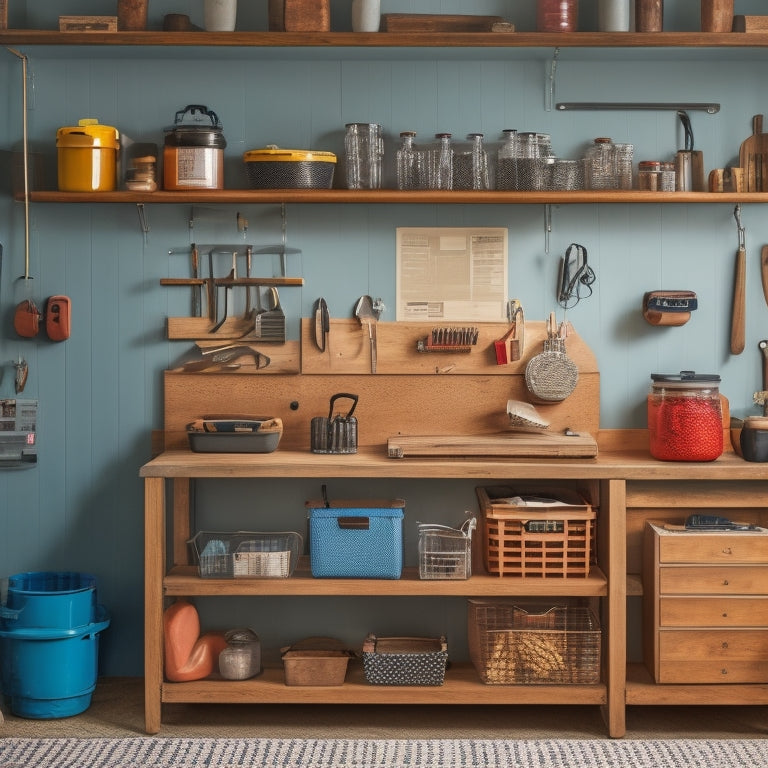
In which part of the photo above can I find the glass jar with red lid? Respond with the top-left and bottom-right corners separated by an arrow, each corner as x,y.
647,371 -> 723,461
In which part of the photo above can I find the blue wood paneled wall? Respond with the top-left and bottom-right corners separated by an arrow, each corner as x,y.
1,0 -> 768,674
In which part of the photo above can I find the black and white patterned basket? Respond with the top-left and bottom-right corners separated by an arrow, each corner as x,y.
362,634 -> 448,686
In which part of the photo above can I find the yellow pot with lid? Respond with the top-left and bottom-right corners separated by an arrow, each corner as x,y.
57,118 -> 120,192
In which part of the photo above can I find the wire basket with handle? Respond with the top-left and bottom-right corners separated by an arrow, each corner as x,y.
418,516 -> 476,580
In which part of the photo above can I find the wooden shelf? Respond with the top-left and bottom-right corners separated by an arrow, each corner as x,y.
165,563 -> 608,597
22,190 -> 768,205
2,30 -> 768,50
140,446 -> 768,482
161,663 -> 607,706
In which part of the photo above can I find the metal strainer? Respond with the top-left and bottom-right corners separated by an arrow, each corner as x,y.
524,313 -> 579,403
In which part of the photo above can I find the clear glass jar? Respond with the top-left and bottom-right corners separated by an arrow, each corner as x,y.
453,133 -> 490,190
344,122 -> 383,189
496,129 -> 518,190
516,132 -> 552,190
614,143 -> 634,189
638,160 -> 661,191
396,131 -> 417,190
429,133 -> 453,190
585,137 -> 616,189
537,0 -> 579,31
660,161 -> 676,191
647,371 -> 723,461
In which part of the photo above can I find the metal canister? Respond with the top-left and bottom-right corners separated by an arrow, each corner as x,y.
56,118 -> 120,192
310,393 -> 359,454
163,105 -> 226,190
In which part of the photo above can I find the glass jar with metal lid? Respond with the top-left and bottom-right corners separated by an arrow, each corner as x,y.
647,371 -> 723,461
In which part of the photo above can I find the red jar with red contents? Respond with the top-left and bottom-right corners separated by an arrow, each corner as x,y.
647,371 -> 723,461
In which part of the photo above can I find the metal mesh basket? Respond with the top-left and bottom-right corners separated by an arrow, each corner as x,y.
243,148 -> 336,189
245,161 -> 335,189
418,517 -> 476,580
468,600 -> 601,684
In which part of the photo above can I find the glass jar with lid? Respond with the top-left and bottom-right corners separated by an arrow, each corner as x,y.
647,371 -> 723,461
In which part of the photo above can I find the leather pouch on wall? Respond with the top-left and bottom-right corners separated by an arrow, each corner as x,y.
643,290 -> 698,327
46,295 -> 71,341
13,299 -> 42,338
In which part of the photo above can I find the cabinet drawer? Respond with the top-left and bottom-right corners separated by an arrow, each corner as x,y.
658,532 -> 768,564
660,566 -> 768,595
656,659 -> 768,684
659,629 -> 768,661
659,597 -> 768,627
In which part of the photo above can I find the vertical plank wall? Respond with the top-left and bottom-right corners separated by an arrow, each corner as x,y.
1,0 -> 768,673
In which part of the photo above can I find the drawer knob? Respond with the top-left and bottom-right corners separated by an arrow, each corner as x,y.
721,641 -> 729,649
722,579 -> 729,586
721,668 -> 728,675
722,547 -> 732,555
722,611 -> 728,617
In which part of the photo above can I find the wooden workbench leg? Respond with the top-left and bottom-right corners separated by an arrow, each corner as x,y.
144,476 -> 166,734
601,479 -> 627,738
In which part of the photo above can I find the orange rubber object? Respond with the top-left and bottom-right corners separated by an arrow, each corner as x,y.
163,599 -> 227,682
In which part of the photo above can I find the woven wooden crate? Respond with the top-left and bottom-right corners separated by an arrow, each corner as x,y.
476,486 -> 595,577
468,600 -> 601,685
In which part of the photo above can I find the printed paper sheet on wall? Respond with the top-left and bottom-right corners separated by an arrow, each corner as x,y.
396,227 -> 508,321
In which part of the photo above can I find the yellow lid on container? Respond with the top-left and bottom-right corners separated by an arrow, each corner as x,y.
57,119 -> 120,149
243,146 -> 336,164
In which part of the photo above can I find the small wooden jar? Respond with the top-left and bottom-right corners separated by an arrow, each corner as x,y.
701,0 -> 734,32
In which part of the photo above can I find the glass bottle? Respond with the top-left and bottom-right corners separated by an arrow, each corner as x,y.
430,133 -> 453,190
496,129 -> 518,190
396,131 -> 417,190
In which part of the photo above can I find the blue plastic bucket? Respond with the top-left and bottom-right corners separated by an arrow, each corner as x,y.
0,606 -> 110,718
1,571 -> 97,629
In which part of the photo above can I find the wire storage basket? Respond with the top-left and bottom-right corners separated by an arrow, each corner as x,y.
418,517 -> 476,580
189,531 -> 303,579
468,599 -> 601,685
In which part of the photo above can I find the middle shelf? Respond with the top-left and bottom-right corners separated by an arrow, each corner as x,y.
164,563 -> 608,597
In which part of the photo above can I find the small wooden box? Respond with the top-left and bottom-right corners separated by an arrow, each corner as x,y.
269,0 -> 330,32
59,16 -> 118,33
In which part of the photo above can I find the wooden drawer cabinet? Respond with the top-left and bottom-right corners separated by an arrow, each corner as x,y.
643,523 -> 768,684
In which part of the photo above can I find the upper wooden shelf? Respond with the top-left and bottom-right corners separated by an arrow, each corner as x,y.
3,30 -> 768,50
22,190 -> 768,205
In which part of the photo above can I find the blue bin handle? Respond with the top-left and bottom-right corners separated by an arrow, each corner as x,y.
0,605 -> 110,640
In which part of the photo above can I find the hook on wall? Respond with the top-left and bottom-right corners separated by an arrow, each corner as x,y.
545,47 -> 560,112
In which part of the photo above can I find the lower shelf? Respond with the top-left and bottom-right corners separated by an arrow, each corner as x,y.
160,663 -> 607,706
626,663 -> 768,705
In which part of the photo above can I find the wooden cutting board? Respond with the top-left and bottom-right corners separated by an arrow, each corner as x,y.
387,431 -> 598,459
739,114 -> 768,191
380,14 -> 507,32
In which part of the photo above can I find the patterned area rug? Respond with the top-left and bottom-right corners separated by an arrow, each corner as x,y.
1,738 -> 767,767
